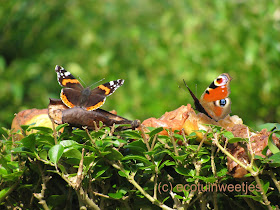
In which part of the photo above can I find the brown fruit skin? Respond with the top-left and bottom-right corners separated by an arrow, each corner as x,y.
142,105 -> 190,135
11,109 -> 53,141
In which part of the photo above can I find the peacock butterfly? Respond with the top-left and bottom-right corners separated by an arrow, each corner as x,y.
185,73 -> 232,121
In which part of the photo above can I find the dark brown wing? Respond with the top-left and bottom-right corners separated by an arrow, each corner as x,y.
83,95 -> 106,111
60,88 -> 82,108
83,79 -> 124,111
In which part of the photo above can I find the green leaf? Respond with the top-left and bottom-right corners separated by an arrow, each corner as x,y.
261,146 -> 269,157
124,140 -> 147,153
48,144 -> 64,164
108,192 -> 123,199
236,194 -> 262,202
55,123 -> 69,131
90,130 -> 106,138
72,129 -> 89,138
27,126 -> 53,134
20,125 -> 30,132
39,150 -> 48,161
216,168 -> 228,177
223,131 -> 235,139
162,196 -> 170,204
63,148 -> 82,160
105,148 -> 123,161
122,155 -> 151,164
260,180 -> 270,194
228,137 -> 248,143
148,127 -> 164,137
123,130 -> 142,139
194,176 -> 217,183
258,123 -> 280,131
94,166 -> 109,179
267,133 -> 280,154
175,167 -> 195,176
20,134 -> 36,151
158,160 -> 175,171
1,171 -> 23,182
0,187 -> 10,200
118,171 -> 128,178
59,140 -> 79,148
268,152 -> 280,167
36,135 -> 55,146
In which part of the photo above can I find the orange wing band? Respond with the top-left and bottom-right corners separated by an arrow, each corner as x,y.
62,79 -> 80,86
98,85 -> 111,95
60,92 -> 75,108
86,100 -> 105,111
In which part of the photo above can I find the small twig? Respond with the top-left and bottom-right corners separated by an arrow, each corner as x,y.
213,133 -> 250,173
246,127 -> 255,168
76,187 -> 101,210
126,174 -> 173,210
210,144 -> 218,210
196,136 -> 205,153
213,133 -> 273,209
153,173 -> 158,200
211,144 -> 217,177
86,128 -> 97,147
139,125 -> 151,151
93,121 -> 99,132
75,148 -> 85,190
170,191 -> 183,209
107,157 -> 173,210
267,170 -> 280,193
180,128 -> 189,147
157,138 -> 171,149
33,164 -> 51,210
109,123 -> 116,136
253,175 -> 272,209
93,191 -> 110,199
185,159 -> 202,206
169,128 -> 179,157
51,119 -> 58,145
150,134 -> 158,151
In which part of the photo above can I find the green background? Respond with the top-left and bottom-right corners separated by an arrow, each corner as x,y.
1,0 -> 280,129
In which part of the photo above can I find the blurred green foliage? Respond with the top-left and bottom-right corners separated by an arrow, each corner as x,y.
1,0 -> 280,129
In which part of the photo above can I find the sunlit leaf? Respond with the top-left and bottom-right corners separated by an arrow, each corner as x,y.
267,133 -> 280,154
27,126 -> 53,133
48,144 -> 64,164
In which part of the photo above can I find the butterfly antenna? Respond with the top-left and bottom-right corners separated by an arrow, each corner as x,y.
178,79 -> 189,93
78,76 -> 87,87
89,78 -> 105,88
182,79 -> 198,100
182,79 -> 213,120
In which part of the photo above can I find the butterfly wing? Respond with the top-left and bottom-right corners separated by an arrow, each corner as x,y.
84,79 -> 125,111
60,88 -> 82,108
200,73 -> 232,121
185,83 -> 213,119
55,65 -> 84,107
55,65 -> 84,90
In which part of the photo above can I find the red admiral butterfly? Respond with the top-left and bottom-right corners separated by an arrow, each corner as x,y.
55,65 -> 124,111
